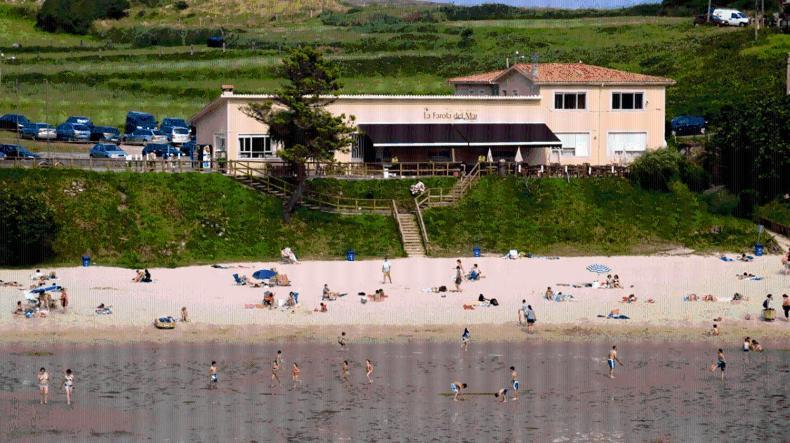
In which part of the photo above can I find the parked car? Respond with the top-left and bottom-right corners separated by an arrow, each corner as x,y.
693,13 -> 724,26
142,143 -> 182,159
64,116 -> 93,128
160,117 -> 190,133
20,122 -> 56,140
89,143 -> 127,159
207,36 -> 224,48
123,128 -> 167,145
0,114 -> 29,132
0,144 -> 39,159
0,151 -> 5,160
712,8 -> 750,26
56,123 -> 91,142
670,115 -> 707,136
90,126 -> 121,143
162,126 -> 190,144
179,140 -> 197,158
125,111 -> 157,134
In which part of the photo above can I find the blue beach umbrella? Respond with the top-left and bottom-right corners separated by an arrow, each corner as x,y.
585,264 -> 611,275
252,269 -> 277,280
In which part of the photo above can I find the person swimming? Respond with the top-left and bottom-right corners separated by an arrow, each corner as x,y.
450,381 -> 467,401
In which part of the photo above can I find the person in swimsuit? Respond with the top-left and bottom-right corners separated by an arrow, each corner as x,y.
209,361 -> 218,388
291,363 -> 301,388
751,340 -> 763,352
607,346 -> 623,379
341,360 -> 350,385
365,359 -> 374,384
711,324 -> 719,336
276,350 -> 284,365
710,349 -> 726,380
450,381 -> 467,401
38,367 -> 49,404
495,387 -> 509,403
510,366 -> 520,400
461,328 -> 470,351
60,289 -> 69,312
63,369 -> 74,405
271,360 -> 281,388
338,331 -> 347,351
454,266 -> 463,292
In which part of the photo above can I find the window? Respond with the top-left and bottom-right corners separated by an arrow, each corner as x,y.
213,133 -> 226,152
612,92 -> 644,110
607,132 -> 647,161
555,133 -> 590,157
351,134 -> 363,160
238,134 -> 273,159
512,90 -> 518,96
554,92 -> 586,110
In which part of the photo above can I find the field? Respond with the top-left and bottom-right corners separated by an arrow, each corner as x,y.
0,1 -> 788,129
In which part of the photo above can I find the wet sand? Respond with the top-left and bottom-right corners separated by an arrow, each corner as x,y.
0,340 -> 786,442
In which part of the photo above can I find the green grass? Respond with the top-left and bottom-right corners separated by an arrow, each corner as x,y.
757,199 -> 790,227
308,177 -> 457,202
423,177 -> 767,256
0,169 -> 403,267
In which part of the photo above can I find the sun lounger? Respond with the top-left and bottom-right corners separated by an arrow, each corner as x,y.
233,273 -> 246,285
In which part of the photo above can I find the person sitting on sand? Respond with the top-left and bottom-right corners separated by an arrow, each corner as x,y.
285,292 -> 297,307
180,307 -> 189,322
95,303 -> 113,314
710,324 -> 720,336
544,287 -> 554,301
737,272 -> 756,280
750,339 -> 763,352
141,269 -> 152,283
612,275 -> 622,288
368,289 -> 387,302
782,251 -> 790,275
13,301 -> 23,316
132,269 -> 144,283
30,269 -> 43,281
314,302 -> 328,313
731,292 -> 744,303
322,284 -> 339,301
468,264 -> 483,281
263,291 -> 275,308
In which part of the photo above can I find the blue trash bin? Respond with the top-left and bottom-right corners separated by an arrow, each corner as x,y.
346,250 -> 356,261
81,256 -> 91,267
472,247 -> 481,257
754,244 -> 763,257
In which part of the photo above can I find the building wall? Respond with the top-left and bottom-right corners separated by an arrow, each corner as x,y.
195,101 -> 227,149
495,70 -> 539,96
453,84 -> 496,96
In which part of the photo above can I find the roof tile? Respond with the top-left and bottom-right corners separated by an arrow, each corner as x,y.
448,63 -> 674,86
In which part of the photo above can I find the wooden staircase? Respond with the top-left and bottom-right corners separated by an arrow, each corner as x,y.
396,212 -> 426,257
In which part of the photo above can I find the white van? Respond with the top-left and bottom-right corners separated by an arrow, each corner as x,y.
712,9 -> 751,26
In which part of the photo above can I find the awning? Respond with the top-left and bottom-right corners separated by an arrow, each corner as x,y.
358,123 -> 561,147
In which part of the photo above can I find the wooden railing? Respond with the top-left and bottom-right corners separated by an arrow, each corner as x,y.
392,200 -> 406,243
414,197 -> 430,252
478,162 -> 630,178
227,160 -> 465,178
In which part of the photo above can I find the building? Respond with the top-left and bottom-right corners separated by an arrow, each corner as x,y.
191,62 -> 674,165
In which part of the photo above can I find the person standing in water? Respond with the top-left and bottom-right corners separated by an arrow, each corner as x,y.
271,359 -> 281,388
63,369 -> 75,405
338,331 -> 347,351
607,346 -> 623,379
711,348 -> 726,380
450,381 -> 467,401
510,366 -> 520,400
461,328 -> 471,351
365,359 -> 374,384
291,363 -> 301,388
209,361 -> 218,388
341,360 -> 351,385
38,367 -> 49,405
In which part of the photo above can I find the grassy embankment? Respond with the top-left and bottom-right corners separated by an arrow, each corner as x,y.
757,200 -> 790,228
0,1 -> 788,130
0,169 -> 767,267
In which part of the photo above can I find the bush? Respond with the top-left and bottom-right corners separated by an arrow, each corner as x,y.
678,158 -> 709,192
629,148 -> 682,192
0,189 -> 57,266
36,0 -> 130,34
702,188 -> 738,216
174,0 -> 188,10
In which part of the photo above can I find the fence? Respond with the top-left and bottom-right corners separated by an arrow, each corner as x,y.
0,157 -> 208,173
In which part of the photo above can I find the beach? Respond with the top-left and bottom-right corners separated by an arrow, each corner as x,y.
1,254 -> 788,344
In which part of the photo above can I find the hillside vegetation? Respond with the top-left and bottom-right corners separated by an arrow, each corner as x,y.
0,169 -> 403,267
423,177 -> 767,256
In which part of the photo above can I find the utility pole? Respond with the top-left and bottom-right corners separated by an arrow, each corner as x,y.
707,0 -> 712,22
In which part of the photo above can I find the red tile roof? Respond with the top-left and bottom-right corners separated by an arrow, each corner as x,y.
448,63 -> 675,86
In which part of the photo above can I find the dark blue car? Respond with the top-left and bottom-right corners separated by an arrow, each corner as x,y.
90,126 -> 121,142
0,144 -> 40,159
0,114 -> 29,132
142,143 -> 182,159
65,116 -> 93,128
670,115 -> 707,136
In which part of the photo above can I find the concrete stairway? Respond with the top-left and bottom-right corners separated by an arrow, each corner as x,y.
396,212 -> 426,257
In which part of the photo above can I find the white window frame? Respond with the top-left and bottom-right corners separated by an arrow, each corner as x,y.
606,131 -> 647,162
611,91 -> 645,111
554,132 -> 590,158
351,134 -> 363,160
238,134 -> 274,159
553,92 -> 587,110
213,133 -> 226,152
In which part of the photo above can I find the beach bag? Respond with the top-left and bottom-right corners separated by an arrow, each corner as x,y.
438,285 -> 447,292
490,298 -> 499,306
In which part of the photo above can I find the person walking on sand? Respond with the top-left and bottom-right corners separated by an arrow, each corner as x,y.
60,289 -> 69,313
38,367 -> 49,404
461,328 -> 471,351
711,349 -> 726,380
338,331 -> 347,351
607,346 -> 623,379
63,369 -> 74,405
518,299 -> 527,325
365,359 -> 374,384
454,266 -> 464,292
291,363 -> 301,388
525,305 -> 536,333
209,361 -> 218,388
782,294 -> 789,321
450,381 -> 467,401
456,259 -> 465,277
382,257 -> 392,284
276,350 -> 284,366
271,359 -> 281,388
510,366 -> 520,401
341,360 -> 351,385
180,306 -> 189,322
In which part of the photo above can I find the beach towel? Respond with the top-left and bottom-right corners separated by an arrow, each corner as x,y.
598,313 -> 629,320
719,257 -> 734,262
95,308 -> 112,315
552,294 -> 574,302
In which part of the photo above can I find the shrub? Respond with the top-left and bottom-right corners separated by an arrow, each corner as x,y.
0,189 -> 57,266
629,148 -> 682,192
678,158 -> 709,192
174,0 -> 188,10
36,0 -> 130,34
702,188 -> 738,216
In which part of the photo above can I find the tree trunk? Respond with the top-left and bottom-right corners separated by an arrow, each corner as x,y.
283,163 -> 306,223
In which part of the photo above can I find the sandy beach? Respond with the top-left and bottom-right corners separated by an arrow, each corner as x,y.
1,254 -> 788,344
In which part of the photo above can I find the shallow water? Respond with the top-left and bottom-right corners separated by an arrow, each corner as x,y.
0,341 -> 787,442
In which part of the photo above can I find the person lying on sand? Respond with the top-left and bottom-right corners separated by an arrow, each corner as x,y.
621,294 -> 638,303
544,287 -> 554,300
702,294 -> 717,302
13,301 -> 23,316
737,272 -> 756,280
737,253 -> 753,262
684,294 -> 699,302
314,302 -> 328,313
0,280 -> 21,287
95,303 -> 113,315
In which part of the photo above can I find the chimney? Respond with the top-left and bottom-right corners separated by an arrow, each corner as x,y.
221,84 -> 235,96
